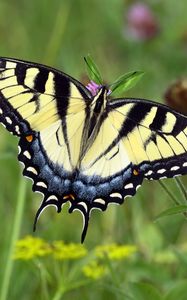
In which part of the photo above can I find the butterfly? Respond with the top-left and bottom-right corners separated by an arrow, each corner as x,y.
0,57 -> 187,242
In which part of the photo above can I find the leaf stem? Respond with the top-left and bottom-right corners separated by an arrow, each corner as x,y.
158,180 -> 180,205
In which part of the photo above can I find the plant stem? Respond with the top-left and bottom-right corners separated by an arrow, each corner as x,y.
174,177 -> 187,203
52,279 -> 91,300
0,176 -> 27,300
36,260 -> 50,300
159,180 -> 187,219
158,180 -> 180,205
43,2 -> 71,65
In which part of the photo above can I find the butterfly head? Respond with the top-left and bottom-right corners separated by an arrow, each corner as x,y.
96,85 -> 109,97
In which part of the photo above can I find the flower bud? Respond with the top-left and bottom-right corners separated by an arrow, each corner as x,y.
164,79 -> 187,115
125,2 -> 159,41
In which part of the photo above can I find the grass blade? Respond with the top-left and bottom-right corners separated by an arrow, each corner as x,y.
0,176 -> 27,300
155,205 -> 187,221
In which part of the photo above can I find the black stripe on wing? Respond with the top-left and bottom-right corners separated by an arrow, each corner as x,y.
15,63 -> 27,85
0,57 -> 92,136
120,102 -> 152,136
149,107 -> 167,131
0,57 -> 92,99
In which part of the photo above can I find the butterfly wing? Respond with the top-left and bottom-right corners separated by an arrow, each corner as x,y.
1,57 -> 187,243
79,98 -> 187,238
0,57 -> 93,237
109,98 -> 187,180
0,57 -> 91,133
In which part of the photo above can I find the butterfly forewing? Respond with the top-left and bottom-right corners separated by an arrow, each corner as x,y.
0,57 -> 91,133
109,98 -> 187,180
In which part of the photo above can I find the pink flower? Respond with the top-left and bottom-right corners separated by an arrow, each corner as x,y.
86,80 -> 111,96
125,2 -> 159,41
86,80 -> 102,96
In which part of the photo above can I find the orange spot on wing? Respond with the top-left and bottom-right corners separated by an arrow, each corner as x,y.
133,169 -> 139,176
26,135 -> 33,142
63,194 -> 75,201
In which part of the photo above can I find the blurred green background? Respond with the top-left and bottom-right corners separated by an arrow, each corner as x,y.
1,0 -> 187,299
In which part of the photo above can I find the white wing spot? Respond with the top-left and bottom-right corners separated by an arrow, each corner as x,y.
94,198 -> 106,205
124,183 -> 133,189
23,151 -> 31,159
174,174 -> 181,178
46,195 -> 58,201
36,181 -> 48,189
5,117 -> 12,124
157,169 -> 166,174
136,184 -> 141,191
145,170 -> 153,176
171,166 -> 180,171
110,192 -> 122,199
183,162 -> 187,167
0,108 -> 3,114
15,125 -> 20,134
26,166 -> 38,175
78,202 -> 88,212
18,146 -> 21,154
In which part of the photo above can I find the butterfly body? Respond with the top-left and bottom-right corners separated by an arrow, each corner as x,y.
0,57 -> 187,242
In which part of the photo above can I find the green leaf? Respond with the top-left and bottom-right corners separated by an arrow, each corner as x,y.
109,71 -> 145,96
164,281 -> 187,300
155,205 -> 187,221
84,54 -> 102,84
129,282 -> 163,300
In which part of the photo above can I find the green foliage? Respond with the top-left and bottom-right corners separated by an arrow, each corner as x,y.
109,71 -> 145,96
155,205 -> 187,220
84,55 -> 144,95
129,282 -> 162,300
84,54 -> 103,84
164,281 -> 187,300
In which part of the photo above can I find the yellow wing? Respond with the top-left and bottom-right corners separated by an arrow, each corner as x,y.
1,58 -> 187,243
0,57 -> 93,242
80,98 -> 187,212
0,57 -> 92,172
